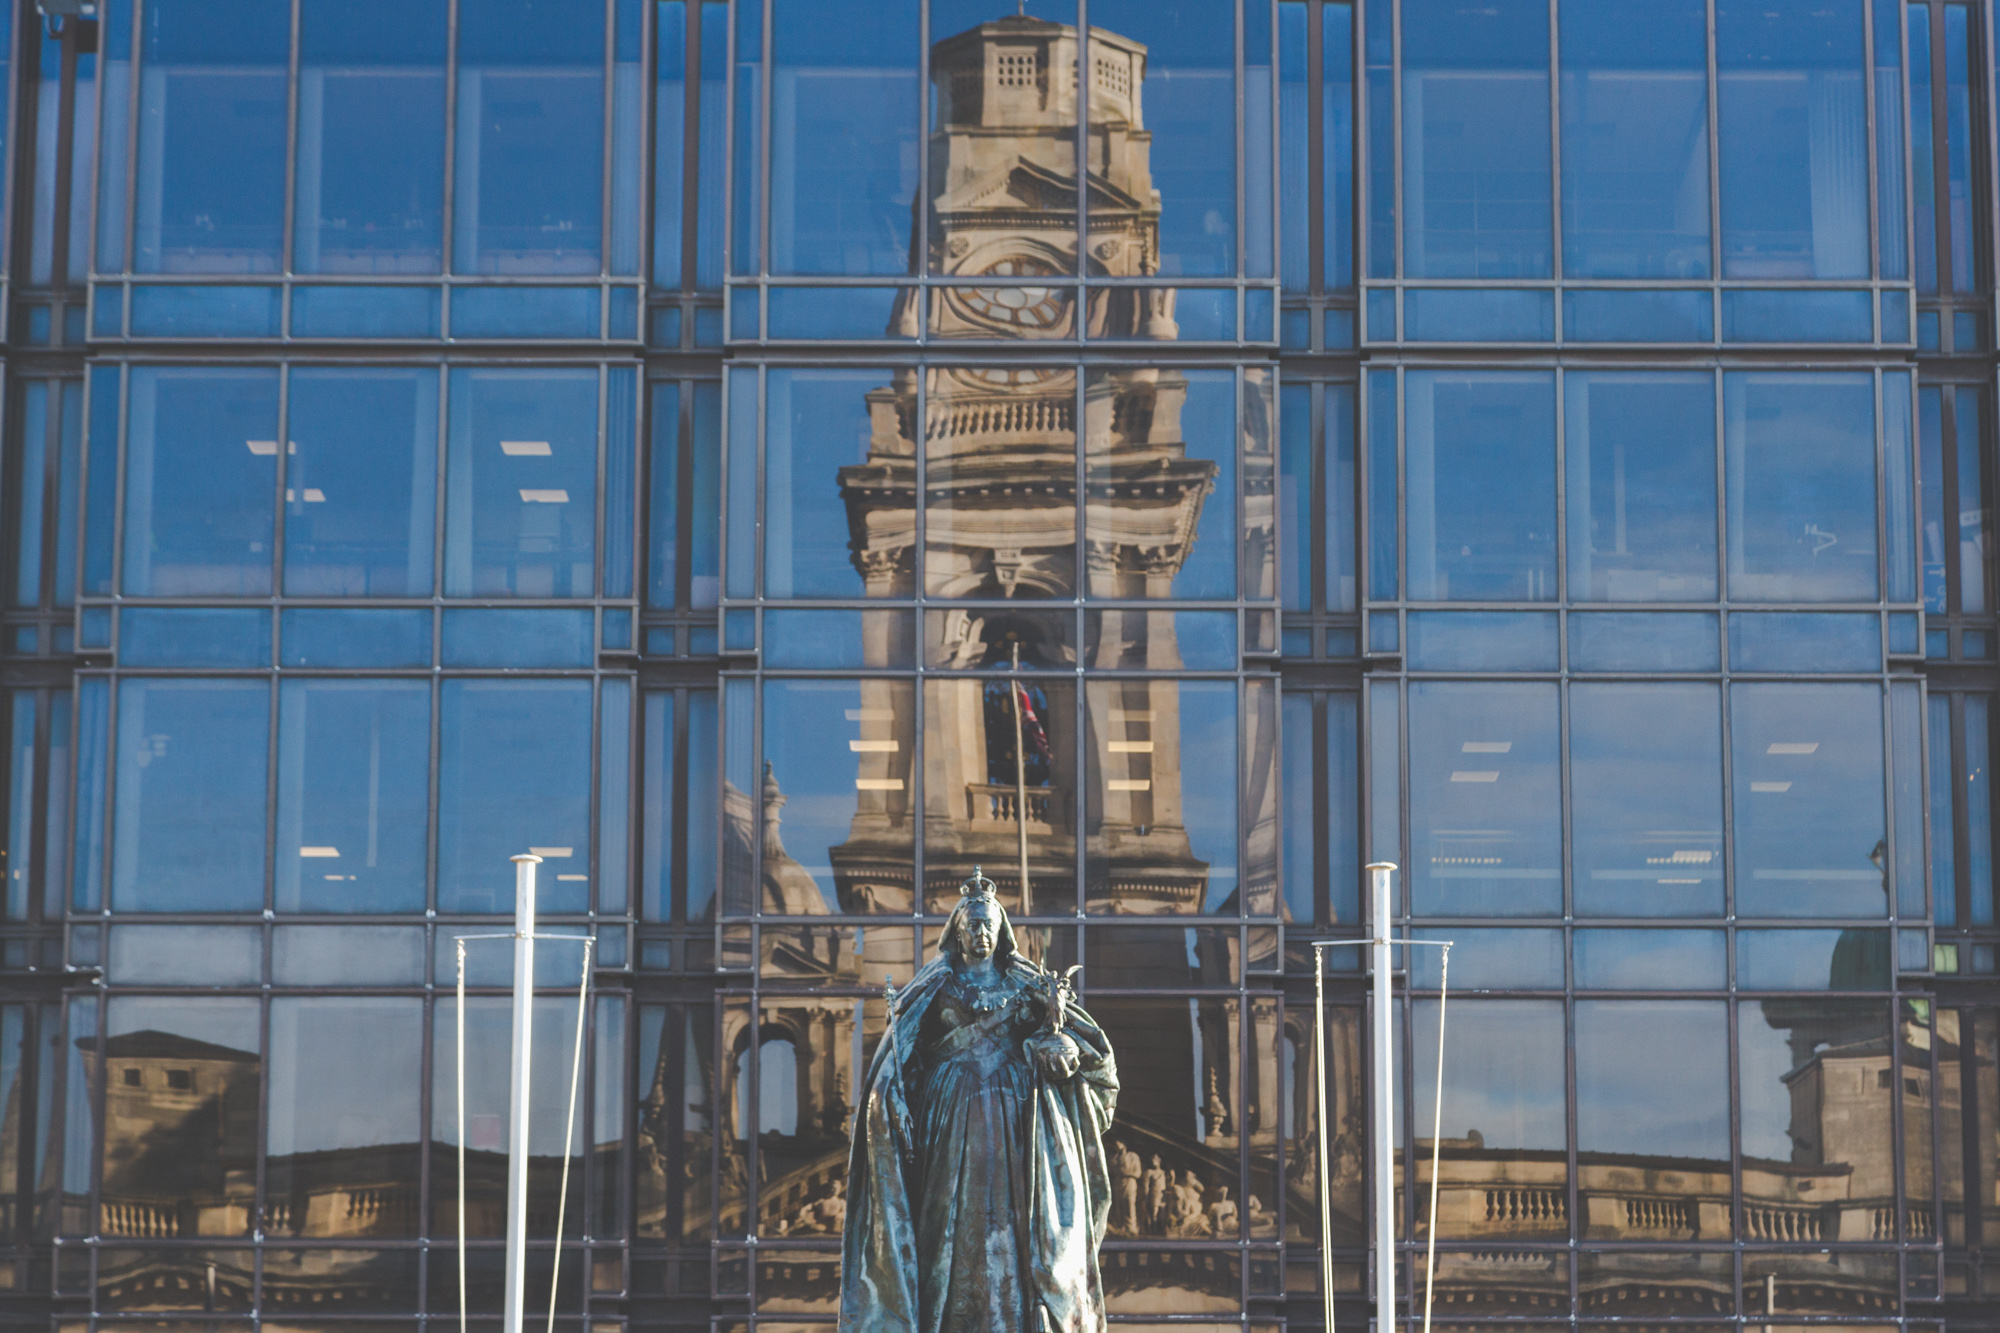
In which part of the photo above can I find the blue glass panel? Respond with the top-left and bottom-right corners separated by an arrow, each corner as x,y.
1730,612 -> 1880,672
1279,384 -> 1308,610
1280,691 -> 1312,921
1573,1002 -> 1729,1161
451,287 -> 600,339
1326,307 -> 1356,347
1738,928 -> 1890,988
1094,288 -> 1235,340
444,368 -> 599,597
1325,692 -> 1359,922
128,285 -> 281,337
609,286 -> 640,338
694,307 -> 723,343
272,930 -> 426,983
1368,612 -> 1397,653
81,606 -> 111,649
109,924 -> 262,984
602,608 -> 632,651
1573,931 -> 1726,988
1888,612 -> 1919,655
1928,628 -> 1950,658
599,676 -> 632,912
1880,289 -> 1911,344
1364,287 -> 1394,340
120,608 -> 269,667
1364,0 -> 1391,277
606,368 -> 638,600
1889,680 -> 1923,917
1943,5 -> 1975,293
640,690 -> 674,921
295,0 -> 448,275
1325,3 -> 1354,289
1166,611 -> 1238,669
728,286 -> 758,339
1919,308 -> 1941,349
1968,693 -> 1995,925
284,367 -> 439,596
765,369 -> 895,598
1404,611 -> 1557,671
653,1 -> 687,287
1280,307 -> 1310,348
1404,370 -> 1556,600
1567,612 -> 1720,671
1561,289 -> 1713,342
1245,0 -> 1275,280
1730,681 -> 1887,916
1088,0 -> 1238,277
1959,386 -> 1988,612
112,679 -> 269,910
762,609 -> 914,669
50,380 -> 81,607
725,369 -> 757,599
1920,385 -> 1946,612
1409,927 -> 1562,987
1366,368 -> 1395,599
766,288 -> 907,340
730,0 -> 762,276
1720,289 -> 1873,342
1245,288 -> 1275,342
647,382 -> 680,607
97,0 -> 132,273
1571,683 -> 1724,917
1407,681 -> 1561,916
1559,0 -> 1710,278
723,607 -> 754,651
769,0 -> 916,276
1716,0 -> 1868,279
1929,691 -> 1957,924
275,680 -> 430,912
1279,2 -> 1306,292
1911,6 -> 1938,291
437,680 -> 594,913
92,287 -> 123,337
695,0 -> 728,286
12,384 -> 46,609
1724,371 -> 1878,601
611,0 -> 645,276
1873,0 -> 1905,279
3,694 -> 32,919
1403,289 -> 1553,341
1401,0 -> 1552,278
760,679 -> 915,911
691,381 -> 721,607
280,609 -> 432,667
133,0 -> 289,274
1327,384 -> 1356,611
122,367 -> 278,595
1565,371 -> 1717,600
453,0 -> 605,275
686,686 -> 718,915
290,285 -> 443,337
73,680 -> 108,910
441,608 -> 595,667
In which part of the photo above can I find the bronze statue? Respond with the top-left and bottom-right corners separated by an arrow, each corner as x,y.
839,870 -> 1119,1333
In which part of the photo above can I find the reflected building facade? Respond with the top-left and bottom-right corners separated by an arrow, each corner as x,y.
0,2 -> 1982,1333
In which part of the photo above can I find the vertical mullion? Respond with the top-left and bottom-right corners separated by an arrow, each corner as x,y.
441,0 -> 461,281
119,0 -> 143,278
280,0 -> 301,279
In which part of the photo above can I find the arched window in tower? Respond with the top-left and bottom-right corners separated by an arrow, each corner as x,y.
736,1036 -> 799,1138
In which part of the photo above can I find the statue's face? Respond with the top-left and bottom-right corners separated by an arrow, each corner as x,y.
960,902 -> 1000,959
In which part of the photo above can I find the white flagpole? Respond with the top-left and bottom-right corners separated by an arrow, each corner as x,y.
1366,862 -> 1396,1333
503,854 -> 542,1333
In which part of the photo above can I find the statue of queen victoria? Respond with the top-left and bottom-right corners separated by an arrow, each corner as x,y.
838,871 -> 1120,1333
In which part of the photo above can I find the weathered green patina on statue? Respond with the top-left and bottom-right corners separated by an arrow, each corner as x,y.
839,871 -> 1120,1333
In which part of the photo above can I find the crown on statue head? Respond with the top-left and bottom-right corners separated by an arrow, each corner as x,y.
960,867 -> 999,903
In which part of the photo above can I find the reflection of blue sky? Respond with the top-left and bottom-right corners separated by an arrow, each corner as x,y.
765,371 -> 891,598
1407,681 -> 1562,916
1569,682 -> 1723,917
1410,999 -> 1565,1151
1166,373 -> 1236,598
1730,682 -> 1887,916
1177,681 -> 1238,911
764,680 -> 911,909
1575,1001 -> 1728,1159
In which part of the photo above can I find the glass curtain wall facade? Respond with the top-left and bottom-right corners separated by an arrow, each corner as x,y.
0,2 -> 1982,1333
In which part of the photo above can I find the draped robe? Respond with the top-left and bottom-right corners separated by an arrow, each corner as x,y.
839,946 -> 1118,1333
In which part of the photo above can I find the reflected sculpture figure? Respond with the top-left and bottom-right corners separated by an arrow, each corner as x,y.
840,872 -> 1119,1333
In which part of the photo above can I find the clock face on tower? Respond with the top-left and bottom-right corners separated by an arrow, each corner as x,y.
950,255 -> 1068,333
